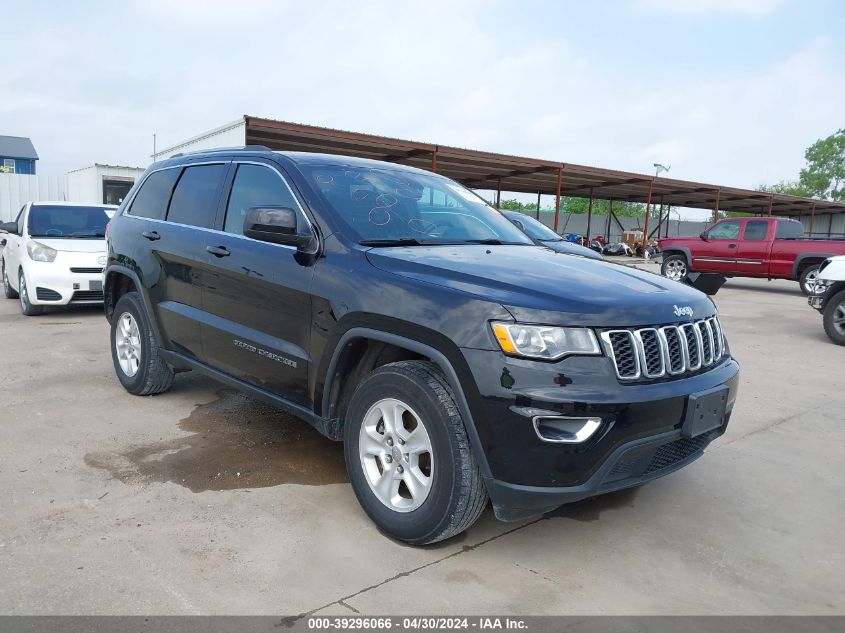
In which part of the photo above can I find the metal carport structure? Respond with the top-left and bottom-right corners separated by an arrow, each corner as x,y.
232,116 -> 845,240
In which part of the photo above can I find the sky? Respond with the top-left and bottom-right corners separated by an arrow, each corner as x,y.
1,0 -> 843,219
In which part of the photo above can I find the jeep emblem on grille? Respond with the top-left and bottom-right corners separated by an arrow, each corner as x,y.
673,305 -> 694,318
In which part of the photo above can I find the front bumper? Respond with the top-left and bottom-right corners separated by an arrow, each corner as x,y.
25,253 -> 105,305
460,348 -> 740,520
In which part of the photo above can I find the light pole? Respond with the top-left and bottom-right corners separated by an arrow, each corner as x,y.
654,163 -> 670,178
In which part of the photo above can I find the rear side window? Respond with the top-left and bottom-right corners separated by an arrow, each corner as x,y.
776,221 -> 804,239
166,164 -> 226,229
223,164 -> 301,235
129,169 -> 179,220
743,220 -> 768,240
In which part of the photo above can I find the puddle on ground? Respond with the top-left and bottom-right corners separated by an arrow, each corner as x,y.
546,486 -> 640,522
85,389 -> 347,492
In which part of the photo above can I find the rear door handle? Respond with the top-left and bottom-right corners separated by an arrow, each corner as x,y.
142,231 -> 161,241
728,243 -> 737,248
206,245 -> 230,258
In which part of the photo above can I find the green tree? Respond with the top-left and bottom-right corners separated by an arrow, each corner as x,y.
759,129 -> 845,201
800,129 -> 845,201
757,180 -> 811,197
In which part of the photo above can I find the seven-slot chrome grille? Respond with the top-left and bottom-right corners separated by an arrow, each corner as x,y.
601,317 -> 724,381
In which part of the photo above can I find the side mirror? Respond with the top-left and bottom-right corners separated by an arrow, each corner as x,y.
699,231 -> 708,241
243,206 -> 313,249
0,221 -> 18,235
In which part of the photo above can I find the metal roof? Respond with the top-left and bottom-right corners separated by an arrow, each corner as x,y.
0,135 -> 38,160
243,116 -> 844,217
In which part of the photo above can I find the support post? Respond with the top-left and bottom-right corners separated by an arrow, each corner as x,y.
642,179 -> 654,251
553,166 -> 563,232
650,195 -> 665,239
431,147 -> 438,174
536,191 -> 541,220
767,194 -> 774,217
586,188 -> 594,241
606,198 -> 613,242
712,187 -> 721,224
809,201 -> 817,237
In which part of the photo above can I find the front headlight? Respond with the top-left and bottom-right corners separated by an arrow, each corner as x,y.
27,240 -> 57,262
491,322 -> 601,360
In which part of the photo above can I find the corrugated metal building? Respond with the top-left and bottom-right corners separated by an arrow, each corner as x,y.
0,135 -> 39,175
152,119 -> 246,162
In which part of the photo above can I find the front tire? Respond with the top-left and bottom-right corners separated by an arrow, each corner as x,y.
110,291 -> 174,395
343,361 -> 488,544
822,290 -> 845,346
800,265 -> 823,296
661,254 -> 689,282
2,260 -> 18,299
18,271 -> 43,316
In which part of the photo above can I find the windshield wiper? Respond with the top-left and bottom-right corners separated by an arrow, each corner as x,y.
462,238 -> 529,245
359,238 -> 430,247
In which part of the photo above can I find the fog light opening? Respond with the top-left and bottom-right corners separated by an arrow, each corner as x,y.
533,416 -> 602,444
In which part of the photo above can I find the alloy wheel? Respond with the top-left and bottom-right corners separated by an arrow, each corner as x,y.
358,397 -> 434,512
19,274 -> 27,311
115,311 -> 142,377
833,301 -> 845,336
665,259 -> 687,281
805,270 -> 824,295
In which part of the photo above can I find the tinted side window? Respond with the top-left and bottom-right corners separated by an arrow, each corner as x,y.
129,169 -> 179,220
166,164 -> 226,229
708,221 -> 740,240
223,164 -> 302,236
776,221 -> 804,239
743,220 -> 768,240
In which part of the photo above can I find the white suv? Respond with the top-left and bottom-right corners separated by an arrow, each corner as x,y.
1,201 -> 116,316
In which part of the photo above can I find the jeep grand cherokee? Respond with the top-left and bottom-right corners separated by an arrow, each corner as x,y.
103,147 -> 740,544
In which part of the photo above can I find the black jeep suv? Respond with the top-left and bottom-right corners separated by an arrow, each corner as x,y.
104,147 -> 739,544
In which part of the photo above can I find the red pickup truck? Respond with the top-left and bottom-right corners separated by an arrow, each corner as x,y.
659,217 -> 845,295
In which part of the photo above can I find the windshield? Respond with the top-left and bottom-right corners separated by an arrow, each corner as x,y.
507,212 -> 561,241
28,205 -> 111,238
300,165 -> 533,245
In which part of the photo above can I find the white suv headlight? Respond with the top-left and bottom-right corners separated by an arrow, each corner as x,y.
491,322 -> 601,360
27,240 -> 58,262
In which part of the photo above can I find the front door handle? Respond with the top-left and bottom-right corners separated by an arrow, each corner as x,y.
206,245 -> 230,258
728,243 -> 737,248
142,231 -> 161,241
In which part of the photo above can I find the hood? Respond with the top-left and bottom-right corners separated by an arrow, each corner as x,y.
365,245 -> 714,326
31,238 -> 106,253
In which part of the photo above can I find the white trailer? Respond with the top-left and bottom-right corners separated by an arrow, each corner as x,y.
67,164 -> 145,206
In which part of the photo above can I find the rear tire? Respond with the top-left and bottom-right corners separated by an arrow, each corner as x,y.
661,254 -> 689,282
2,260 -> 18,299
343,361 -> 488,544
110,291 -> 174,395
799,265 -> 822,296
18,271 -> 43,316
822,290 -> 845,346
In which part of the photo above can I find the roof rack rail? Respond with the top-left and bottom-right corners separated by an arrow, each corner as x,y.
169,145 -> 271,158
